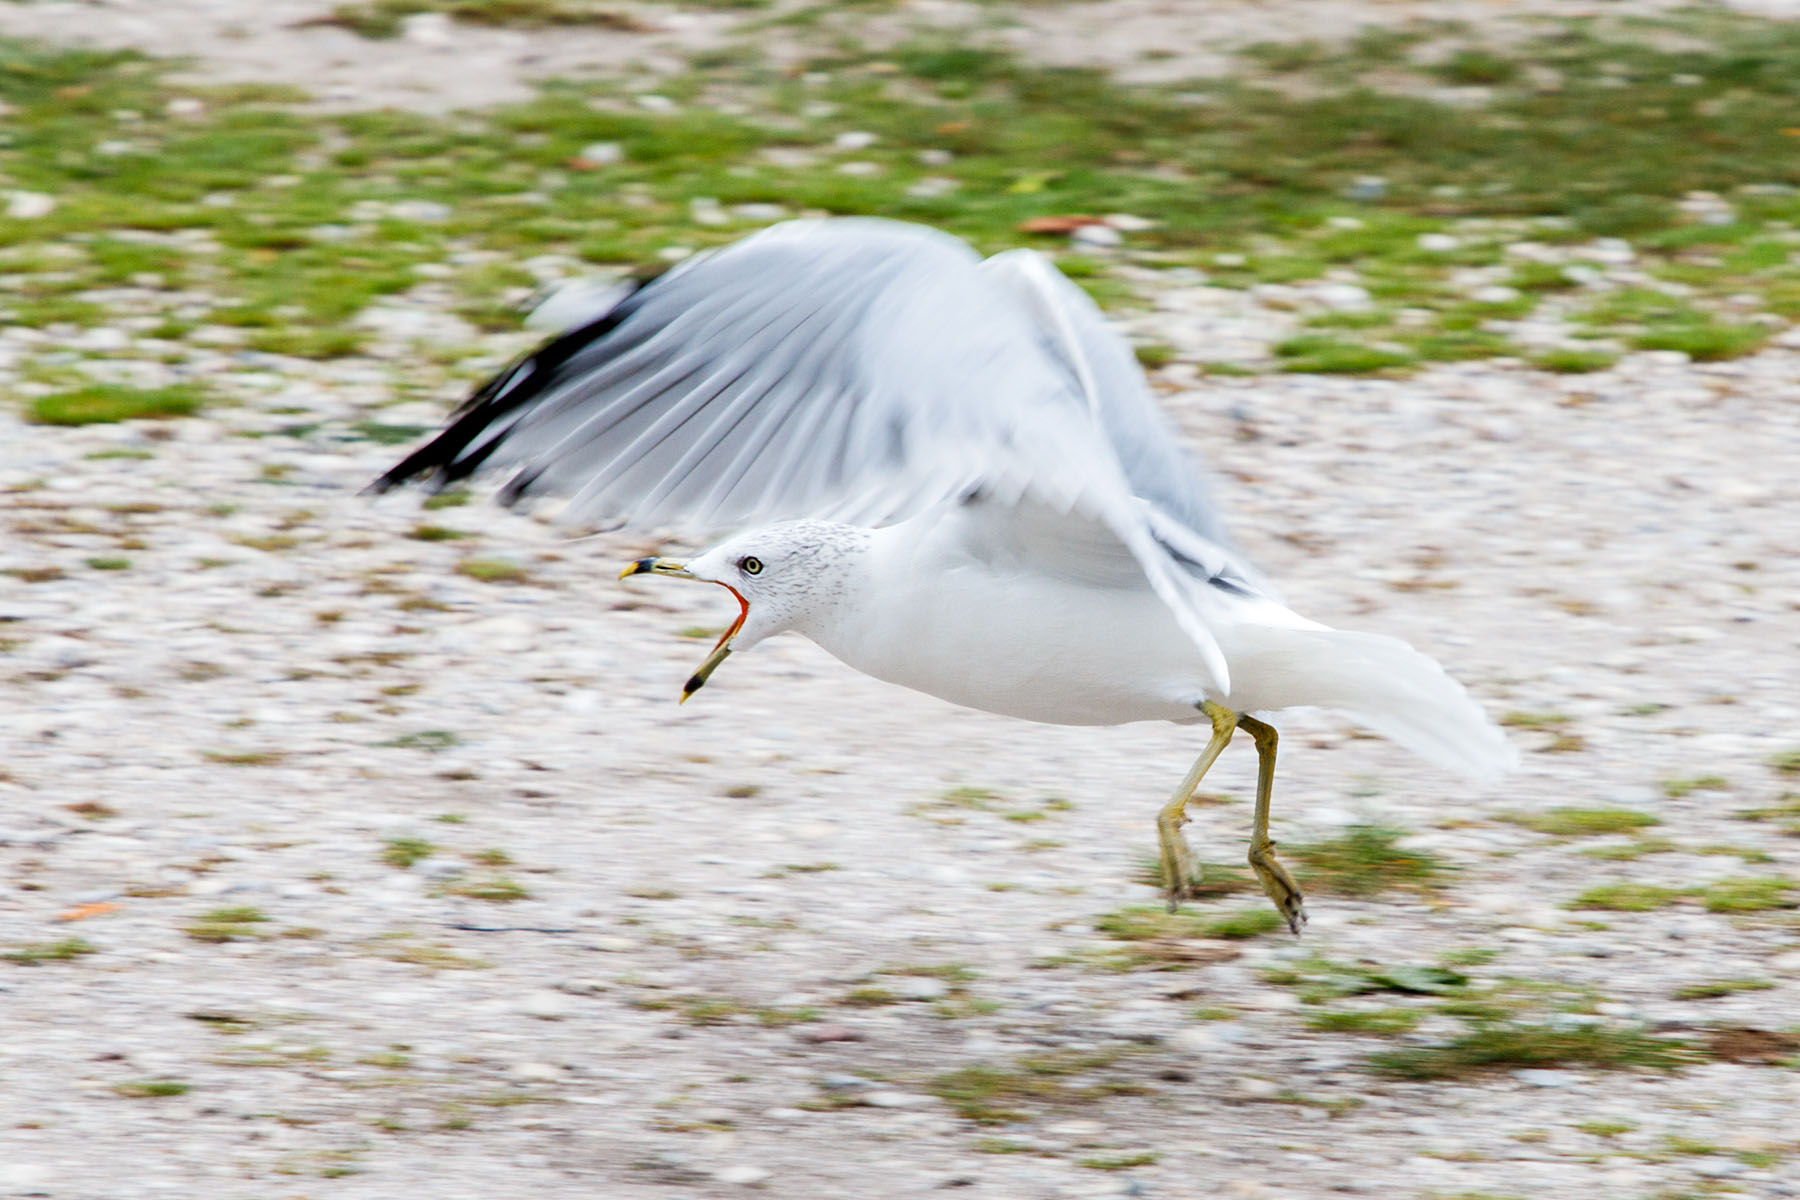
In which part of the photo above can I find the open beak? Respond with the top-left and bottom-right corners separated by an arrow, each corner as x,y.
619,557 -> 749,703
619,557 -> 695,581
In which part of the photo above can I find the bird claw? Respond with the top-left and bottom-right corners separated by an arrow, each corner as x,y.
1158,842 -> 1202,914
1250,843 -> 1307,936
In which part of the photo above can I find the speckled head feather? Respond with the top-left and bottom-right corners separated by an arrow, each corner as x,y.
685,521 -> 873,651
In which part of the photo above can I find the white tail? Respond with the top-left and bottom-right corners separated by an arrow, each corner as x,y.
1225,624 -> 1517,780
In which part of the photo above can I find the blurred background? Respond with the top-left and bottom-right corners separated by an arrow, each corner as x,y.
2,2 -> 1799,1197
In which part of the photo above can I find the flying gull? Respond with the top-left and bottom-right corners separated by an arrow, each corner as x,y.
372,218 -> 1514,931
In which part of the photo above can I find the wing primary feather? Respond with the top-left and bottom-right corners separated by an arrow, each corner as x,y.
667,282 -> 881,524
549,279 -> 857,517
365,285 -> 643,495
497,269 -> 851,516
499,281 -> 805,471
562,279 -> 866,524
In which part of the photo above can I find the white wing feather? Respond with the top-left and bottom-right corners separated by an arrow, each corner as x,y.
375,219 -> 1253,692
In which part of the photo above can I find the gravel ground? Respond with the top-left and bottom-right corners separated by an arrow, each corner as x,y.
7,0 -> 1800,112
5,281 -> 1799,1198
4,3 -> 1800,1198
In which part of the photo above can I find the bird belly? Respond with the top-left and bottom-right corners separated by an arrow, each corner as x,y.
808,568 -> 1212,726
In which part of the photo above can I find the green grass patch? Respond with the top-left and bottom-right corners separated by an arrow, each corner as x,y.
25,384 -> 204,426
1672,978 -> 1775,1000
375,729 -> 460,753
1663,775 -> 1729,798
1568,877 -> 1793,913
112,1079 -> 192,1098
1695,876 -> 1794,913
1577,1120 -> 1637,1138
184,906 -> 269,943
1304,1006 -> 1421,1036
455,558 -> 530,584
1092,904 -> 1282,966
1289,825 -> 1442,897
924,1049 -> 1144,1124
1567,883 -> 1682,912
381,837 -> 436,869
1273,335 -> 1413,375
1531,348 -> 1618,374
84,556 -> 132,571
1502,808 -> 1659,837
1579,837 -> 1676,861
1078,1152 -> 1159,1171
1260,957 -> 1469,1005
442,877 -> 531,902
408,524 -> 470,542
422,490 -> 472,511
350,422 -> 435,446
321,0 -> 652,39
1497,711 -> 1571,730
1630,322 -> 1770,361
1368,1022 -> 1689,1080
3,937 -> 97,965
202,750 -> 286,766
1734,793 -> 1800,832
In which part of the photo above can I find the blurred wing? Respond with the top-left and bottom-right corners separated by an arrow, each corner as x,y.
977,248 -> 1266,597
371,218 -> 1238,689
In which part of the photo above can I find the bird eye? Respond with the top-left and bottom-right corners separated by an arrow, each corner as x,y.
739,556 -> 763,576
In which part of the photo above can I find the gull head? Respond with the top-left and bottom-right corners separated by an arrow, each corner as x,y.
619,520 -> 869,702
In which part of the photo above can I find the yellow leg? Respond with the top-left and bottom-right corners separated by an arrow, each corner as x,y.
1157,701 -> 1238,913
1238,714 -> 1306,934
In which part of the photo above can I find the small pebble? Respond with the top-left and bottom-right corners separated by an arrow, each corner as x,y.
519,990 -> 571,1020
1072,224 -> 1123,248
714,1165 -> 770,1186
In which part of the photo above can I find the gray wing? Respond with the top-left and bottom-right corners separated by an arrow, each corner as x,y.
976,248 -> 1266,597
372,218 -> 1246,689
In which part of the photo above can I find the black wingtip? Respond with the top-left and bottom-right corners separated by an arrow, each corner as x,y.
364,278 -> 647,499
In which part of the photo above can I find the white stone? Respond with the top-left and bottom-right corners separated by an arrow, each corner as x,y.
861,1090 -> 935,1108
519,990 -> 571,1020
1105,213 -> 1155,232
1315,283 -> 1372,311
733,204 -> 787,222
890,976 -> 949,1001
1513,1069 -> 1577,1087
5,192 -> 54,220
833,131 -> 877,150
1418,233 -> 1460,252
906,177 -> 958,199
401,12 -> 453,45
1072,224 -> 1123,248
715,1165 -> 771,1186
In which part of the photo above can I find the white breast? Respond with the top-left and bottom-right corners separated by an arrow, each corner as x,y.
795,513 -> 1219,726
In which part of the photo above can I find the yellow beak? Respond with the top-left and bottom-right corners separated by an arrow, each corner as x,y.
618,556 -> 746,703
619,557 -> 694,580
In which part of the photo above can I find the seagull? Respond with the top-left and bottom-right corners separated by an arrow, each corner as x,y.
372,218 -> 1514,932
